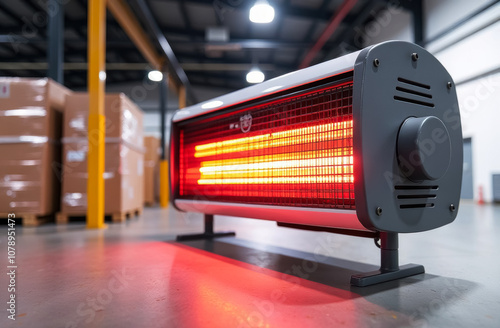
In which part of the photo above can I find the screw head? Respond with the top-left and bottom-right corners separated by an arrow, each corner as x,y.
376,207 -> 383,216
447,81 -> 452,89
373,58 -> 380,67
411,52 -> 419,61
449,204 -> 456,212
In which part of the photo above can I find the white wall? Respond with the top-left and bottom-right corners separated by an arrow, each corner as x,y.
370,0 -> 500,201
456,72 -> 500,202
365,4 -> 413,45
424,0 -> 493,40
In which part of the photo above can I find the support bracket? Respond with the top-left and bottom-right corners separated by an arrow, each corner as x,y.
350,232 -> 425,286
176,214 -> 236,241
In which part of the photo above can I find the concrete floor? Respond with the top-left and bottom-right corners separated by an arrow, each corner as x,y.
1,202 -> 500,327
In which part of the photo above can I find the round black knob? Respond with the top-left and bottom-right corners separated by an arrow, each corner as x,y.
397,116 -> 451,181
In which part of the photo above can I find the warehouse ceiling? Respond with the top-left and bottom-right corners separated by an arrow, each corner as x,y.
0,0 -> 422,93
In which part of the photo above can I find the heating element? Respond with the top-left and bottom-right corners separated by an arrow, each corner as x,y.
179,81 -> 354,209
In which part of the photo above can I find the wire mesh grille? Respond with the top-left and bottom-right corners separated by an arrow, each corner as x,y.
178,80 -> 355,209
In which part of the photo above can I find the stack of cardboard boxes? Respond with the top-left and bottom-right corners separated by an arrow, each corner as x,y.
59,93 -> 144,222
0,77 -> 146,225
0,78 -> 71,225
143,136 -> 160,206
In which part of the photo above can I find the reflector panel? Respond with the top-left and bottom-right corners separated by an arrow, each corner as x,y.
178,80 -> 355,209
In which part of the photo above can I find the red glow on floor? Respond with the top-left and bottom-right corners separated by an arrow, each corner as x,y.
18,239 -> 409,327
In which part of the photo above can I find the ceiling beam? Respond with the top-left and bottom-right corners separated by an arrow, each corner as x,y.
66,19 -> 208,39
0,62 -> 277,72
175,39 -> 315,49
0,33 -> 346,51
107,0 -> 165,70
0,48 -> 296,72
0,2 -> 47,56
174,51 -> 295,71
153,0 -> 334,21
178,0 -> 192,31
129,0 -> 197,102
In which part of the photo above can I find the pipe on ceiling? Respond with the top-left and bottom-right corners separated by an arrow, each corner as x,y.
299,0 -> 358,69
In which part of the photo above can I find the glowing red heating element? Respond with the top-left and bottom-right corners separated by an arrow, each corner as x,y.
179,81 -> 355,209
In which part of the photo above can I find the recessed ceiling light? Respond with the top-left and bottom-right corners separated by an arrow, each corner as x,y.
246,68 -> 265,83
250,0 -> 275,24
148,70 -> 163,82
99,71 -> 106,81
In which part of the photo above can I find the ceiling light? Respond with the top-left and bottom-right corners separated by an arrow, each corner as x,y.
148,70 -> 163,82
249,0 -> 275,24
99,71 -> 106,81
246,68 -> 265,83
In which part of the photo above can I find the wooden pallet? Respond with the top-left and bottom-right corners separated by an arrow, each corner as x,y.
56,207 -> 143,224
0,213 -> 53,227
111,207 -> 143,223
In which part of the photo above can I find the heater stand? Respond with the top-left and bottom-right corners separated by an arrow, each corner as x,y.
277,223 -> 425,286
176,214 -> 236,241
350,232 -> 425,287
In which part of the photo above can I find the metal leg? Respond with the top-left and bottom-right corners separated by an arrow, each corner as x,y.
350,232 -> 425,287
176,214 -> 236,241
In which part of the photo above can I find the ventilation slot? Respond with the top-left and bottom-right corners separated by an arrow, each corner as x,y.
397,77 -> 430,89
394,96 -> 434,107
395,185 -> 438,190
400,203 -> 435,209
397,194 -> 436,199
395,77 -> 434,108
395,185 -> 438,209
396,86 -> 432,98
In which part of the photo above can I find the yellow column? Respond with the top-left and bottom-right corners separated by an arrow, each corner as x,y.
87,0 -> 106,229
178,85 -> 186,109
159,74 -> 169,209
159,160 -> 169,207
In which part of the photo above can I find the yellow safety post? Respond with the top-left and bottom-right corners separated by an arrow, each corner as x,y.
159,160 -> 169,207
87,0 -> 106,229
159,73 -> 169,208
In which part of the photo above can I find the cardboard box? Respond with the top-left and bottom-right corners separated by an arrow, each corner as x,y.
61,93 -> 144,215
0,78 -> 68,139
0,142 -> 60,214
64,93 -> 143,148
0,78 -> 70,215
144,136 -> 160,205
60,142 -> 143,214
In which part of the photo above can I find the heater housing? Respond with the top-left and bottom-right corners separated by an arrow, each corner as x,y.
170,41 -> 462,234
170,41 -> 463,286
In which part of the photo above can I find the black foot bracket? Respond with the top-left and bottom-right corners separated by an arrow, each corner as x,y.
176,214 -> 236,241
350,232 -> 425,287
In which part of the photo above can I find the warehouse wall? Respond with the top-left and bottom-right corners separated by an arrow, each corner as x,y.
358,3 -> 412,46
424,0 -> 493,40
368,0 -> 500,202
